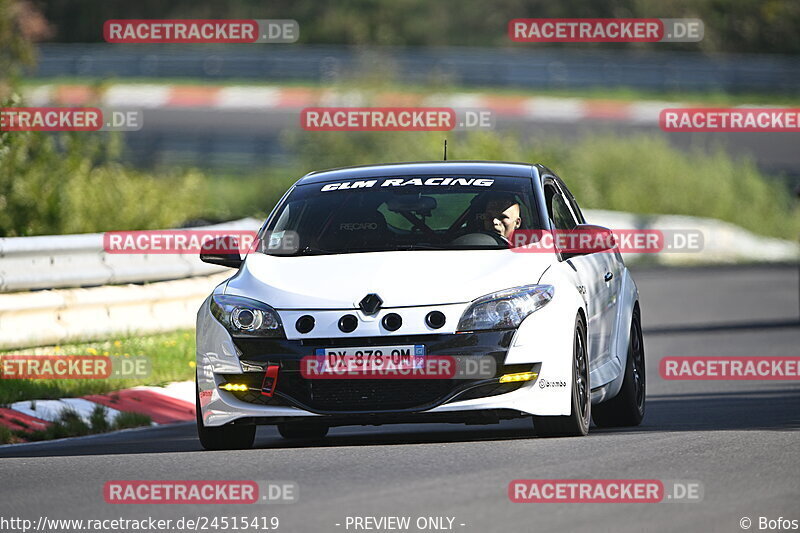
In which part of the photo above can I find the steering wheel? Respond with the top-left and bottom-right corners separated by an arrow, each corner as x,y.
449,231 -> 509,247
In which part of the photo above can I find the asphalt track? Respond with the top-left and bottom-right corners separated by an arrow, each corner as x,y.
1,264 -> 798,532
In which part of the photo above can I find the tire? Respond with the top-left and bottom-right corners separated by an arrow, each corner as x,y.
195,380 -> 256,450
592,305 -> 646,427
277,421 -> 329,440
532,315 -> 591,437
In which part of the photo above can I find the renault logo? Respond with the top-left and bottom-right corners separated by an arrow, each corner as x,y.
359,293 -> 383,315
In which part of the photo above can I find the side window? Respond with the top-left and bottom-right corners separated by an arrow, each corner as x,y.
556,178 -> 586,224
270,201 -> 295,232
567,195 -> 586,224
544,183 -> 577,230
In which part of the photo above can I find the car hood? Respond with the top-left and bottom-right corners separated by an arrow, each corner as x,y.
225,249 -> 555,309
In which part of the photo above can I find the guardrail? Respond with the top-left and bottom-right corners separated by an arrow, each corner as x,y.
0,218 -> 261,293
32,44 -> 800,93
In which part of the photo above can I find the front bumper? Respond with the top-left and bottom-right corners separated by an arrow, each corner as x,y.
233,331 -> 530,411
196,295 -> 576,427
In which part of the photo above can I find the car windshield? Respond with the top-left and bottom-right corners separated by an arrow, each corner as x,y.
258,175 -> 540,256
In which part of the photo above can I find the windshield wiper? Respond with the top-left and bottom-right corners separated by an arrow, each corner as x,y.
287,243 -> 507,255
390,243 -> 449,251
389,243 -> 507,251
292,246 -> 339,256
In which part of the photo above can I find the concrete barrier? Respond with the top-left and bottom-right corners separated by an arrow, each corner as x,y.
0,218 -> 260,292
0,273 -> 229,350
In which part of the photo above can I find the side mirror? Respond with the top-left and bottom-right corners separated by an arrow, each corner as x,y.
200,236 -> 243,269
557,224 -> 616,258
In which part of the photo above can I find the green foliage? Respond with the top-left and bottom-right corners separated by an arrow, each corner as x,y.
286,129 -> 800,240
112,411 -> 152,430
38,0 -> 800,55
88,404 -> 110,433
1,123 -> 795,242
523,134 -> 800,240
21,406 -> 151,442
0,127 -> 205,237
197,170 -> 296,223
0,0 -> 37,93
0,425 -> 14,444
25,407 -> 89,441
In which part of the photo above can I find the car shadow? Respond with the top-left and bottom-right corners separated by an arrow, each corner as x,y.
592,387 -> 800,435
643,318 -> 800,335
0,388 -> 797,458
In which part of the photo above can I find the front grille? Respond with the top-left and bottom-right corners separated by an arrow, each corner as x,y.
303,379 -> 455,411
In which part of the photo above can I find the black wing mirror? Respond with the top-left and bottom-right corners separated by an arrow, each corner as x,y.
200,236 -> 243,269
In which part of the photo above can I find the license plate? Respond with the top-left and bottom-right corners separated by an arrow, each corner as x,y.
314,345 -> 425,373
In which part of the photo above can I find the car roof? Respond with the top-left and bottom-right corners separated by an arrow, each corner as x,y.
295,161 -> 536,185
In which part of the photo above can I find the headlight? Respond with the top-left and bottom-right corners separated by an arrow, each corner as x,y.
210,294 -> 285,337
457,284 -> 554,331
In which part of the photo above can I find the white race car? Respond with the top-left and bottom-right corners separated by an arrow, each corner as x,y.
195,161 -> 645,450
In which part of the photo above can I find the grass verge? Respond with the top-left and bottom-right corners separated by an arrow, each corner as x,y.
1,405 -> 152,444
0,330 -> 195,405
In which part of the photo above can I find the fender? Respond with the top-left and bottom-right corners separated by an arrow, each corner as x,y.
196,295 -> 242,426
502,264 -> 585,416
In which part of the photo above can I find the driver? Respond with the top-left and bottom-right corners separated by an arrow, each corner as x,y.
479,193 -> 521,241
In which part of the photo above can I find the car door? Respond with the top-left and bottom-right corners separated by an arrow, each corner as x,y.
543,178 -> 611,370
556,178 -> 622,368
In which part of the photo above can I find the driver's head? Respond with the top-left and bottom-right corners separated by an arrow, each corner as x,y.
480,194 -> 521,239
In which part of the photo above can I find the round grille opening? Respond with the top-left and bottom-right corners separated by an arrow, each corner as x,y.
381,313 -> 402,332
338,314 -> 358,333
425,311 -> 446,329
295,315 -> 315,334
